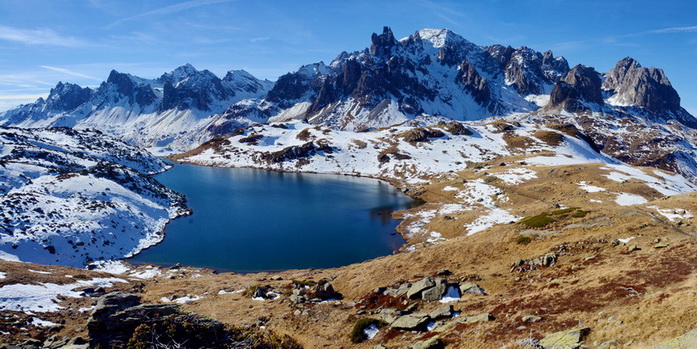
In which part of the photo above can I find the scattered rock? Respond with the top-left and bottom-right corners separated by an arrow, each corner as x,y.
627,244 -> 640,252
429,305 -> 454,320
433,313 -> 493,332
459,282 -> 485,295
654,243 -> 670,249
409,337 -> 445,349
407,277 -> 436,299
390,313 -> 431,331
422,281 -> 447,301
539,327 -> 590,349
522,315 -> 542,323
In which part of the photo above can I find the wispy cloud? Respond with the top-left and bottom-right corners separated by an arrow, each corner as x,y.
414,0 -> 469,28
0,25 -> 87,47
650,26 -> 697,34
108,0 -> 237,28
40,66 -> 102,81
548,25 -> 697,52
249,37 -> 270,43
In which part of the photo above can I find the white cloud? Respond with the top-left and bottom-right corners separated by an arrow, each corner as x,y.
249,37 -> 270,43
39,66 -> 102,81
0,25 -> 87,47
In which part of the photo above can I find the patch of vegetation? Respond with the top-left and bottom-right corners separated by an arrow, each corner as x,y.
491,120 -> 517,132
127,312 -> 302,349
533,130 -> 565,146
239,134 -> 263,144
296,128 -> 314,141
351,139 -> 367,149
292,279 -> 317,288
519,214 -> 557,228
242,284 -> 262,297
519,207 -> 588,228
572,210 -> 590,218
443,121 -> 473,135
350,318 -> 385,343
549,207 -> 577,215
516,236 -> 532,245
483,176 -> 498,183
503,135 -> 536,150
546,123 -> 581,137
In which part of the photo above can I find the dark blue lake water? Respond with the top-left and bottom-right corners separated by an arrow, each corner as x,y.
127,164 -> 414,272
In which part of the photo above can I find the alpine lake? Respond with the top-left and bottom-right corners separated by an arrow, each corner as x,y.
127,163 -> 417,272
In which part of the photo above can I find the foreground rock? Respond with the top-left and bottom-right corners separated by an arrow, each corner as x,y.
539,327 -> 590,349
88,292 -> 300,349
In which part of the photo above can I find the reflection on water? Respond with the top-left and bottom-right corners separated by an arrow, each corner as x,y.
128,164 -> 417,272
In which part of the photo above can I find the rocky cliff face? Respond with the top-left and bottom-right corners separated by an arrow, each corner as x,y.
603,57 -> 681,112
547,65 -> 604,112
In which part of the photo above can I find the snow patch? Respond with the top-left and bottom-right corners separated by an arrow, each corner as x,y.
614,193 -> 648,206
648,206 -> 693,222
496,168 -> 537,185
363,324 -> 379,340
578,181 -> 606,193
439,285 -> 461,303
0,277 -> 126,313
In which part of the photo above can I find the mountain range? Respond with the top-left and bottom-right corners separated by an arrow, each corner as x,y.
3,26 -> 695,182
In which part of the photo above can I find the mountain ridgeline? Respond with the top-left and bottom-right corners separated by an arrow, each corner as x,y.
1,27 -> 695,151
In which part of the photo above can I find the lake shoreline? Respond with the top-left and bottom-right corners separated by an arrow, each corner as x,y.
125,161 -> 416,272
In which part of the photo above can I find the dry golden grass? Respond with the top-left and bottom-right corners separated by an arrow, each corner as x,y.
2,156 -> 696,348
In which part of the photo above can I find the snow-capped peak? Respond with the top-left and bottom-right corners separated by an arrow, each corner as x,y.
412,28 -> 467,48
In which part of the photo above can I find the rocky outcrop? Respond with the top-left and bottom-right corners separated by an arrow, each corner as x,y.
457,61 -> 493,108
88,292 -> 297,349
603,57 -> 681,112
46,82 -> 93,112
258,140 -> 333,163
370,26 -> 397,57
289,279 -> 342,304
548,65 -> 603,112
485,45 -> 569,95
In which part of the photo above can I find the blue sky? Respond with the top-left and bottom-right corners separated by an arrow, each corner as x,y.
0,0 -> 696,114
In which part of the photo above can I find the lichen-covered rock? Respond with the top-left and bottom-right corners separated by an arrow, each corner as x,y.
407,277 -> 436,299
539,327 -> 590,349
409,337 -> 445,349
390,313 -> 431,331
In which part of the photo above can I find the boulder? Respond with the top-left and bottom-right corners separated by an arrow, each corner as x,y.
522,315 -> 542,323
429,305 -> 454,320
432,313 -> 493,333
87,292 -> 244,349
539,327 -> 590,349
409,337 -> 445,349
391,313 -> 431,331
459,282 -> 485,295
407,277 -> 435,299
422,282 -> 447,301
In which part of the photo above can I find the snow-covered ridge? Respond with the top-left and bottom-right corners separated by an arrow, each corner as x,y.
0,127 -> 189,268
0,64 -> 273,153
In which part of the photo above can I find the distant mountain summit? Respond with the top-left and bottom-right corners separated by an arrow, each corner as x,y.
0,64 -> 273,151
210,26 -> 695,134
1,27 -> 695,153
